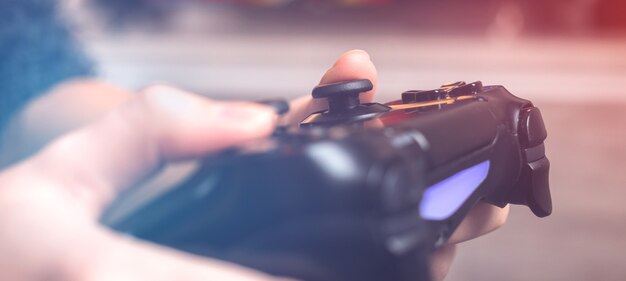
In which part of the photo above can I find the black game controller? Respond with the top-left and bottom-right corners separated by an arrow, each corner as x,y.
111,80 -> 551,281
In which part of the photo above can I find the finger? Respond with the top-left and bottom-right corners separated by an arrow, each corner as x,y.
447,202 -> 510,244
18,85 -> 277,216
284,49 -> 378,125
0,182 -> 286,281
76,228 -> 290,281
429,244 -> 456,281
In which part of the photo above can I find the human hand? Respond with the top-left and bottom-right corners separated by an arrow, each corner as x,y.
0,84 -> 290,280
0,50 -> 508,281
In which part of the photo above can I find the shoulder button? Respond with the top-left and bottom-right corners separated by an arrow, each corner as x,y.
520,107 -> 548,147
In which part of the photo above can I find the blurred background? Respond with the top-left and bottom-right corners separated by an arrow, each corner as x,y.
64,0 -> 626,280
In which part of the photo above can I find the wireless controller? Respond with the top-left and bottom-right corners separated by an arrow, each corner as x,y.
112,79 -> 551,281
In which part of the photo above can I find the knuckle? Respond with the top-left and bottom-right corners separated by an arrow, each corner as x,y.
136,84 -> 174,108
139,84 -> 175,95
131,85 -> 181,118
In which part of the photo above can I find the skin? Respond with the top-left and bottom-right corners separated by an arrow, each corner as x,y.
0,50 -> 508,280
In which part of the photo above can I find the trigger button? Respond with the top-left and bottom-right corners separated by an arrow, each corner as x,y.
401,89 -> 446,104
448,81 -> 483,97
524,143 -> 546,162
520,107 -> 548,147
524,158 -> 552,217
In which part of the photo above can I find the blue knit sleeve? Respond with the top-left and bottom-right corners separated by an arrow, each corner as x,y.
0,0 -> 93,131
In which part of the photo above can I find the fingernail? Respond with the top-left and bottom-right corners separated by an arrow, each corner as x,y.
346,49 -> 371,60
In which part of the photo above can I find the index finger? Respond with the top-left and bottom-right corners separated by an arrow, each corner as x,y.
12,86 -> 278,216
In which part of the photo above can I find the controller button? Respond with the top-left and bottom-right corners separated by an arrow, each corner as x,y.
524,157 -> 552,217
401,89 -> 446,104
448,81 -> 483,97
524,143 -> 545,162
520,107 -> 548,147
401,90 -> 419,103
440,81 -> 466,89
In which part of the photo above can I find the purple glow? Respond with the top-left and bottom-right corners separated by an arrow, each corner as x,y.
419,161 -> 490,221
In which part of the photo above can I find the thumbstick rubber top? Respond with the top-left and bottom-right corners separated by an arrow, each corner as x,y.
312,79 -> 373,99
300,79 -> 390,127
312,79 -> 374,114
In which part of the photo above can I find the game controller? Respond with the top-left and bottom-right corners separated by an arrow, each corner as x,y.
111,80 -> 551,281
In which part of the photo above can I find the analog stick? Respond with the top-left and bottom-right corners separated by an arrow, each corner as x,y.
304,79 -> 390,126
313,79 -> 373,113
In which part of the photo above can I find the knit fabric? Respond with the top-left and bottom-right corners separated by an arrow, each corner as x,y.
0,0 -> 93,132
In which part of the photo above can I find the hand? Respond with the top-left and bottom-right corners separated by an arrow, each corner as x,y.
0,82 -> 295,280
0,50 -> 508,281
0,50 -> 378,281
